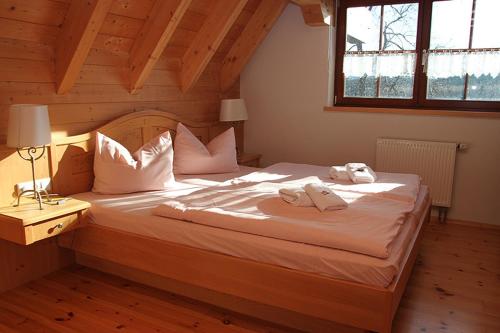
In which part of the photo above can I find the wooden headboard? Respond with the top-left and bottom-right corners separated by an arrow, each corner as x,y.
48,110 -> 230,196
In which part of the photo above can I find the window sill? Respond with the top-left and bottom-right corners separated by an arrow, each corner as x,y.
323,106 -> 500,119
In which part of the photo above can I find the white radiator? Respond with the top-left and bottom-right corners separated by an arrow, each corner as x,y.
375,138 -> 458,208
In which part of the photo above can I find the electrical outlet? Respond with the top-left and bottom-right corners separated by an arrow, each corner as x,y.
15,178 -> 51,195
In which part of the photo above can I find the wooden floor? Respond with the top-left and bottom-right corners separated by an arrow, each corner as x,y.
0,222 -> 498,333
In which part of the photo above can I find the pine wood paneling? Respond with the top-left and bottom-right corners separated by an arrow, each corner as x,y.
100,13 -> 144,39
179,0 -> 248,92
0,58 -> 54,82
0,238 -> 74,293
177,9 -> 206,32
128,0 -> 191,93
0,0 -> 265,298
0,17 -> 59,44
93,33 -> 134,53
0,37 -> 53,61
85,47 -> 129,66
55,0 -> 114,94
0,0 -> 68,26
0,0 -> 261,148
221,0 -> 287,91
109,0 -> 155,20
188,0 -> 213,15
76,64 -> 128,85
169,28 -> 197,48
0,82 -> 220,105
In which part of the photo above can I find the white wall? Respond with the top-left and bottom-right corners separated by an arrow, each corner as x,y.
241,5 -> 500,226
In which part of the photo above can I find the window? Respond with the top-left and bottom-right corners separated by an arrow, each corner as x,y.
335,0 -> 500,111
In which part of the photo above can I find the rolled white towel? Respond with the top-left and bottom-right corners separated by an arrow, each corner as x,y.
304,183 -> 348,212
329,165 -> 350,181
345,163 -> 377,183
279,187 -> 314,207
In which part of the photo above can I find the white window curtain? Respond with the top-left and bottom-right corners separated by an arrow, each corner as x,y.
427,50 -> 500,78
343,53 -> 416,77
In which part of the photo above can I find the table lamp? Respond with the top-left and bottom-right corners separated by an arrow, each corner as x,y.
220,98 -> 248,123
7,104 -> 51,209
219,99 -> 248,156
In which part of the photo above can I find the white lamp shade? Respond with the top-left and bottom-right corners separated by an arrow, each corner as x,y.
7,104 -> 51,148
219,99 -> 248,122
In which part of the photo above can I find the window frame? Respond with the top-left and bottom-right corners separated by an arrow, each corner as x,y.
334,0 -> 500,112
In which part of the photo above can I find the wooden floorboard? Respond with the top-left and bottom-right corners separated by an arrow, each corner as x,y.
0,222 -> 498,333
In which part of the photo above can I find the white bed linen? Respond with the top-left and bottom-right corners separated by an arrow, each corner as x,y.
72,166 -> 429,287
153,163 -> 421,258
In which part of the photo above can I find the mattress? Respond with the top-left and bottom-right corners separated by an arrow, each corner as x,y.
72,166 -> 430,287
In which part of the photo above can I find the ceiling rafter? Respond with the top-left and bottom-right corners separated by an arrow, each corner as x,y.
55,0 -> 114,95
220,0 -> 288,92
291,0 -> 334,27
128,0 -> 192,94
179,0 -> 248,93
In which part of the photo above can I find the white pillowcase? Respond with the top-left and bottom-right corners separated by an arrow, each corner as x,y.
173,123 -> 239,174
93,131 -> 174,194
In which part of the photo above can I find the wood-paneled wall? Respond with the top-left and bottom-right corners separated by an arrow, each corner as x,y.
0,238 -> 74,293
0,0 -> 257,293
0,0 -> 263,142
0,0 -> 265,204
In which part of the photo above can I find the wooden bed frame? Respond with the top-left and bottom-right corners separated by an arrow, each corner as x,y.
51,110 -> 431,333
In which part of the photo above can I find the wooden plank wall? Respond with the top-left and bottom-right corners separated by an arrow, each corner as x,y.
0,0 -> 267,206
0,238 -> 74,293
0,0 -> 260,202
0,0 -> 261,142
0,0 -> 264,294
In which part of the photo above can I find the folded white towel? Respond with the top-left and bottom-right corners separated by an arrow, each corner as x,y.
304,183 -> 348,212
329,166 -> 350,181
279,187 -> 314,207
345,163 -> 377,183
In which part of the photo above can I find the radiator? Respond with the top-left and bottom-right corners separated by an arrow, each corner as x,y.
375,138 -> 458,208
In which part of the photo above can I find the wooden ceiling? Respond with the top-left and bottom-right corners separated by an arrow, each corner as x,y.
0,0 -> 289,95
290,0 -> 334,27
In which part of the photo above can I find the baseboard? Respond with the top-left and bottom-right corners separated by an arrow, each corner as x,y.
429,216 -> 500,230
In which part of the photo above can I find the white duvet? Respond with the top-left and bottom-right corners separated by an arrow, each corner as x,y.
153,163 -> 421,259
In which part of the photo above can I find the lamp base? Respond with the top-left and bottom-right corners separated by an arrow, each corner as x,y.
14,146 -> 51,210
14,189 -> 51,210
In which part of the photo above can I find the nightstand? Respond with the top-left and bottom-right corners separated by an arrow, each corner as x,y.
237,152 -> 262,168
0,198 -> 90,245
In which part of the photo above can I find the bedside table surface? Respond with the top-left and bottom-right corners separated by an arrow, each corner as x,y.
0,198 -> 90,226
237,152 -> 262,163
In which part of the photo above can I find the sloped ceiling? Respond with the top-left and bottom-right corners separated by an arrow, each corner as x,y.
0,0 -> 289,95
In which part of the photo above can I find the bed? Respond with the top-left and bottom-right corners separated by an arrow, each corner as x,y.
51,110 -> 431,333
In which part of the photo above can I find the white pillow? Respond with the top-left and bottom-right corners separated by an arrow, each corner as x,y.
93,131 -> 174,194
173,123 -> 239,174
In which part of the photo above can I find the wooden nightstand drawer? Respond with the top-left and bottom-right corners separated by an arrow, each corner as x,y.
24,211 -> 87,245
0,198 -> 90,245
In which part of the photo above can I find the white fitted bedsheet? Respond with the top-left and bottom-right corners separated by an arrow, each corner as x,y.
72,166 -> 429,287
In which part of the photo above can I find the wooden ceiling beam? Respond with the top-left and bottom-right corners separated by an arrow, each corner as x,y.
179,0 -> 248,93
220,0 -> 287,92
129,0 -> 192,94
291,0 -> 334,27
55,0 -> 114,95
